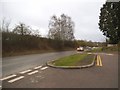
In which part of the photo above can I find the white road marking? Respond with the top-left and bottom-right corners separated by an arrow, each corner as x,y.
28,70 -> 38,75
41,67 -> 48,70
0,85 -> 1,88
106,54 -> 114,56
0,75 -> 16,81
34,65 -> 42,69
8,76 -> 24,83
87,53 -> 92,54
19,69 -> 32,74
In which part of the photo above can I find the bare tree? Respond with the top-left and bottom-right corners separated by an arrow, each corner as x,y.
13,23 -> 31,35
61,14 -> 75,41
48,15 -> 60,39
32,29 -> 41,37
48,14 -> 75,41
0,18 -> 11,32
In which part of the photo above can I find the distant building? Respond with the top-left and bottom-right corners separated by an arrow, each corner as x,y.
107,44 -> 117,47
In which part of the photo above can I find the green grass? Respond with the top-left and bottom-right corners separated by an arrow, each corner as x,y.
75,54 -> 95,66
102,46 -> 118,52
52,54 -> 88,66
91,47 -> 103,52
91,46 -> 119,53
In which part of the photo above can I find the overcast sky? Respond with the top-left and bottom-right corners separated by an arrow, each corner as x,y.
0,0 -> 106,42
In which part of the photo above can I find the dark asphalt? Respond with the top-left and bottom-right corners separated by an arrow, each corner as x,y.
2,51 -> 76,76
2,53 -> 118,88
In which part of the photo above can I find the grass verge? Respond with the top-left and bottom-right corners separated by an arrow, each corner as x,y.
91,46 -> 119,53
51,53 -> 94,66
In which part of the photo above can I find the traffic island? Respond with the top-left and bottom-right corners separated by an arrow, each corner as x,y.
46,53 -> 96,69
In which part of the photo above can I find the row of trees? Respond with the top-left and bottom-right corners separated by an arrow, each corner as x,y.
1,14 -> 75,40
1,14 -> 78,56
99,1 -> 120,44
77,40 -> 105,48
1,13 -> 105,56
0,18 -> 41,37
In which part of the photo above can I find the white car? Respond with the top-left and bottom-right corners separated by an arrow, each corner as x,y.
77,47 -> 84,51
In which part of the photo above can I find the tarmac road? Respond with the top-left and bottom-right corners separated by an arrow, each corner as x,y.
2,51 -> 76,76
1,52 -> 118,88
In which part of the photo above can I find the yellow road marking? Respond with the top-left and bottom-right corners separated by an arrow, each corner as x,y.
98,55 -> 102,66
96,55 -> 103,67
96,55 -> 99,66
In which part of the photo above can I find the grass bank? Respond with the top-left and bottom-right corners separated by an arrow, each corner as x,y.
91,46 -> 119,53
51,53 -> 94,66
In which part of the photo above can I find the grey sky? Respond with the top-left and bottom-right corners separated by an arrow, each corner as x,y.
0,0 -> 106,42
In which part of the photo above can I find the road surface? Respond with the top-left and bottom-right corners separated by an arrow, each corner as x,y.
1,52 -> 118,88
2,51 -> 76,76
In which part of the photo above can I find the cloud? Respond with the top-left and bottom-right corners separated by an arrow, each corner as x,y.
0,0 -> 106,42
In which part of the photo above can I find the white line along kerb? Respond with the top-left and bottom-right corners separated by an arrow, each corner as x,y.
28,70 -> 38,75
0,74 -> 17,81
8,76 -> 24,83
88,53 -> 92,54
34,65 -> 42,69
19,69 -> 32,74
107,54 -> 114,56
41,67 -> 48,70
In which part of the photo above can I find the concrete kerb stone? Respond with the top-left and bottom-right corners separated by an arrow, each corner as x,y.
46,55 -> 97,69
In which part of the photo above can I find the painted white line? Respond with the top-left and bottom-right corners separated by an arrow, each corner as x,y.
28,70 -> 38,75
81,66 -> 86,68
19,69 -> 32,74
34,66 -> 42,69
86,64 -> 91,67
106,54 -> 114,56
0,75 -> 17,81
8,76 -> 24,83
87,53 -> 92,54
41,67 -> 48,70
0,85 -> 1,88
